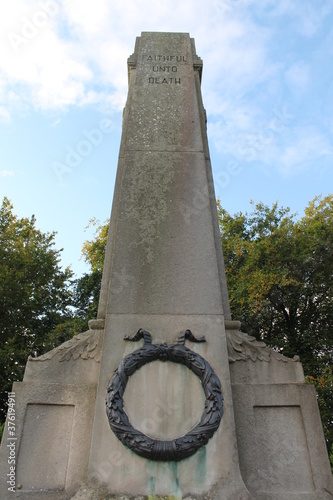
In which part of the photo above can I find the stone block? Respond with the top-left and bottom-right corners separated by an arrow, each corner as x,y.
0,382 -> 96,499
232,383 -> 333,499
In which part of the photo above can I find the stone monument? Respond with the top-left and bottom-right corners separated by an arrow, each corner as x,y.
0,32 -> 332,499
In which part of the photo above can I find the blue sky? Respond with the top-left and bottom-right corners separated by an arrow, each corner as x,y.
1,0 -> 332,277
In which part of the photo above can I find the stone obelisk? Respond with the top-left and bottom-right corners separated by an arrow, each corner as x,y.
0,32 -> 332,500
88,31 -> 251,498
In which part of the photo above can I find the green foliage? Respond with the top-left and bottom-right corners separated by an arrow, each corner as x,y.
0,205 -> 109,425
27,218 -> 109,351
40,220 -> 109,346
0,197 -> 73,421
219,195 -> 333,463
68,218 -> 109,331
82,218 -> 109,273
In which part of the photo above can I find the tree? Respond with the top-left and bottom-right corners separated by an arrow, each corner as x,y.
0,197 -> 73,421
81,217 -> 109,274
218,195 -> 333,465
41,219 -> 110,350
22,218 -> 109,355
71,218 -> 109,328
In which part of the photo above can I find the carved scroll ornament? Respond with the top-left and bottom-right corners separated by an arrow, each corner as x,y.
225,321 -> 299,363
105,329 -> 223,462
30,323 -> 104,363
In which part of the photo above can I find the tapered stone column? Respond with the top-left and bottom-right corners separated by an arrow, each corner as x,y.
88,32 -> 251,499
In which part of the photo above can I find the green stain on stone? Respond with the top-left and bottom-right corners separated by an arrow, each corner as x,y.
147,495 -> 182,500
147,462 -> 182,500
148,475 -> 156,496
196,446 -> 207,484
169,462 -> 181,498
148,463 -> 156,498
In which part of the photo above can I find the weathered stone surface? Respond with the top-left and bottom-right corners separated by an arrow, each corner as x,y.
23,326 -> 103,386
123,359 -> 205,441
87,32 -> 248,498
0,382 -> 97,499
226,321 -> 305,384
232,383 -> 333,499
97,32 -> 230,321
17,403 -> 74,490
89,313 -> 251,498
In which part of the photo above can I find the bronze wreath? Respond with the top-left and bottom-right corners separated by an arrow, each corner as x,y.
105,329 -> 223,462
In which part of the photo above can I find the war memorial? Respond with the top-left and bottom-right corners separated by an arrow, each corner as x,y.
0,32 -> 332,499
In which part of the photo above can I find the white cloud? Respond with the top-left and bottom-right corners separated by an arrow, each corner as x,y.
0,1 -> 102,112
50,118 -> 61,127
0,0 -> 332,187
0,170 -> 15,177
0,107 -> 11,122
0,0 -> 276,118
278,129 -> 333,177
209,109 -> 333,181
295,3 -> 333,37
257,0 -> 333,37
62,0 -> 110,38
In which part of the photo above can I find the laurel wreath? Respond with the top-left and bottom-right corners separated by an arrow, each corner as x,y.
105,329 -> 223,461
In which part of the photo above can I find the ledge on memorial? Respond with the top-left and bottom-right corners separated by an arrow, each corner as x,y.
23,319 -> 105,385
225,320 -> 305,384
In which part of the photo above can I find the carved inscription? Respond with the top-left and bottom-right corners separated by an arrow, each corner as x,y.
149,78 -> 181,85
143,54 -> 186,85
142,55 -> 186,62
153,66 -> 178,72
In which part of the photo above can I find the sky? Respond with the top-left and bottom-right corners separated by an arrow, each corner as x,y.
0,0 -> 332,277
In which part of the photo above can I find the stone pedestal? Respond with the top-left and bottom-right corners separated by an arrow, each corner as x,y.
0,32 -> 332,500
